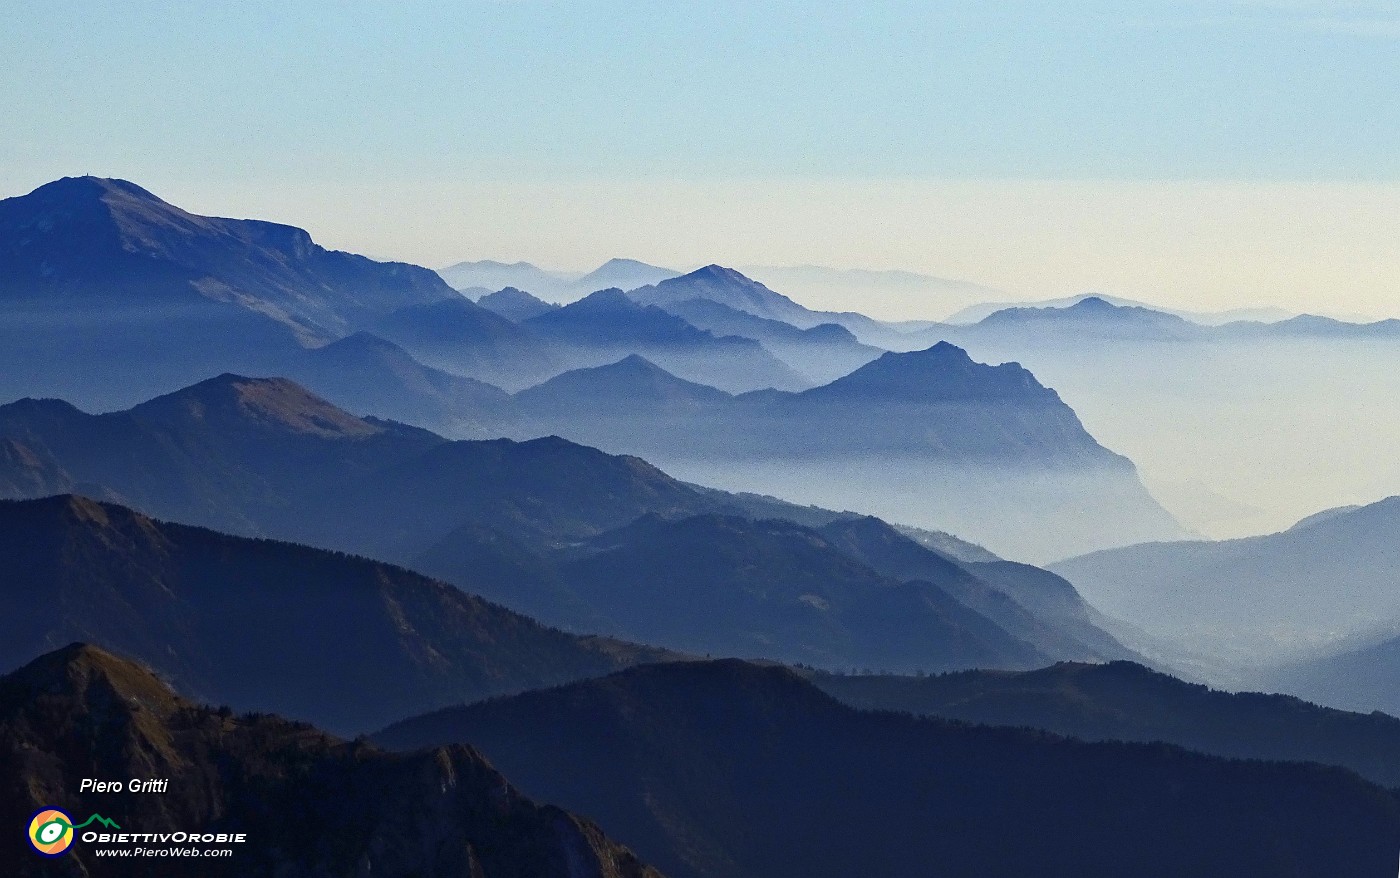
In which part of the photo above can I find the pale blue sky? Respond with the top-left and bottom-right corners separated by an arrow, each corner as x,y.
4,1 -> 1399,316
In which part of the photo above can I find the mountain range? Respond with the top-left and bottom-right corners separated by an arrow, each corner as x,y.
910,296 -> 1400,539
628,264 -> 929,348
935,296 -> 1400,347
1262,627 -> 1400,719
522,287 -> 811,393
0,377 -> 1136,678
477,285 -> 561,320
736,264 -> 1002,323
0,494 -> 674,733
440,257 -> 680,302
636,296 -> 881,384
0,178 -> 1192,560
945,293 -> 1295,327
376,659 -> 1400,878
510,342 -> 1187,560
0,643 -> 661,878
0,177 -> 464,413
1051,495 -> 1400,664
809,659 -> 1400,787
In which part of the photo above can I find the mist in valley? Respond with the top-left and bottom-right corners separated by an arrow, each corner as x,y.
941,335 -> 1400,542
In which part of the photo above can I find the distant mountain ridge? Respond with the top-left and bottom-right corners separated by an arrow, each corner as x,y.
946,293 -> 1296,327
507,343 -> 1185,559
524,288 -> 811,393
628,265 -> 925,348
1051,494 -> 1400,663
439,257 -> 680,301
477,286 -> 560,320
940,296 -> 1398,344
647,296 -> 881,383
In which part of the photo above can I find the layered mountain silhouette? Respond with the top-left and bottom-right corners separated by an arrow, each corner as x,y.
508,343 -> 1185,559
816,516 -> 1133,661
0,495 -> 674,732
284,331 -> 513,434
370,294 -> 562,390
951,296 -> 1208,343
810,659 -> 1400,787
0,177 -> 472,413
898,296 -> 1400,541
439,257 -> 679,301
477,286 -> 560,321
945,293 -> 1293,326
576,258 -> 680,292
0,377 -> 1132,676
544,513 -> 1049,672
377,659 -> 1400,878
1052,495 -> 1400,662
0,178 -> 1183,559
628,264 -> 916,347
0,643 -> 661,878
523,288 -> 811,393
1264,631 -> 1400,719
643,296 -> 881,383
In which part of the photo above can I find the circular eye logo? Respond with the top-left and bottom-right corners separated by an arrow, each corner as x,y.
28,808 -> 75,856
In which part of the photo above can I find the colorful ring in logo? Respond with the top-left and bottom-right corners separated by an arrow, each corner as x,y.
28,808 -> 75,856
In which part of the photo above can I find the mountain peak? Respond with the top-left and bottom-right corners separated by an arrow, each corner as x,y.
2,640 -> 180,717
631,264 -> 817,325
24,175 -> 165,205
612,353 -> 668,372
568,287 -> 633,309
1071,295 -> 1117,311
131,374 -> 382,439
477,286 -> 559,321
516,355 -> 729,405
574,259 -> 680,293
815,343 -> 1050,403
685,264 -> 748,282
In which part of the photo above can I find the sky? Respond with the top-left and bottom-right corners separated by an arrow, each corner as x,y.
3,0 -> 1399,318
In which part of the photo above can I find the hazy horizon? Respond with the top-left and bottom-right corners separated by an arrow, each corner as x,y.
7,1 -> 1400,321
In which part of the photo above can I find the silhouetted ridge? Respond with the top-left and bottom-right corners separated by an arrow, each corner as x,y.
0,494 -> 676,732
378,657 -> 1400,878
810,342 -> 1050,402
26,175 -> 165,206
0,643 -> 662,878
477,285 -> 559,320
812,658 -> 1400,788
130,373 -> 383,438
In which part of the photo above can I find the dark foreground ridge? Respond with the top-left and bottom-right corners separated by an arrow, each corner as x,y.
378,659 -> 1400,878
0,643 -> 662,878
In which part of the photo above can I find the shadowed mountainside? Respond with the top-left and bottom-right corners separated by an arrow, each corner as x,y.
0,377 -> 1135,676
0,643 -> 662,878
809,659 -> 1400,787
1051,496 -> 1400,662
377,659 -> 1400,878
510,343 -> 1186,560
0,495 -> 675,733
